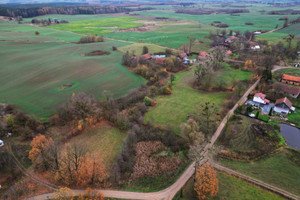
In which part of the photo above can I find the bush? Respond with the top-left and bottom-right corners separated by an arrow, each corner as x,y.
112,46 -> 117,51
160,86 -> 172,95
115,113 -> 130,130
144,96 -> 152,106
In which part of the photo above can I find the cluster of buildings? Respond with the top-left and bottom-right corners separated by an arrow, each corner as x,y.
246,74 -> 300,116
247,93 -> 295,116
136,51 -> 212,66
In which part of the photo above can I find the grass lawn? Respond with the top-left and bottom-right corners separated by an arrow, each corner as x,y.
67,123 -> 126,169
274,68 -> 300,77
51,17 -> 142,35
0,22 -> 145,119
213,63 -> 252,87
288,108 -> 300,127
179,173 -> 284,200
144,69 -> 229,134
218,150 -> 300,196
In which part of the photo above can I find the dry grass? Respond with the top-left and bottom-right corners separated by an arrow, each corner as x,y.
68,122 -> 127,169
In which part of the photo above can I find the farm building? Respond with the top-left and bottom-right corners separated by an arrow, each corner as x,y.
274,82 -> 300,98
281,74 -> 300,86
274,97 -> 295,115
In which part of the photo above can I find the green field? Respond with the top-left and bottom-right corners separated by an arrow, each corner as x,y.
68,123 -> 126,169
277,24 -> 300,35
0,20 -> 145,119
179,173 -> 284,200
22,14 -> 117,23
0,20 -> 81,42
218,150 -> 300,196
144,69 -> 229,134
51,17 -> 142,35
104,23 -> 219,50
134,10 -> 300,32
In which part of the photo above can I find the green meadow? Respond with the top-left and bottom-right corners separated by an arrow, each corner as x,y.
144,69 -> 229,134
219,150 -> 300,196
51,17 -> 142,35
180,173 -> 284,200
104,23 -> 219,49
134,10 -> 300,32
0,20 -> 145,119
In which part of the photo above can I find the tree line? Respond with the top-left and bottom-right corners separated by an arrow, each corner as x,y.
0,5 -> 151,18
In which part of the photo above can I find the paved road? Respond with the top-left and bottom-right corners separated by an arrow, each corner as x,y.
23,65 -> 299,200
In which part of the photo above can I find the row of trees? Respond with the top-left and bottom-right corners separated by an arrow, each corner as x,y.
0,5 -> 151,18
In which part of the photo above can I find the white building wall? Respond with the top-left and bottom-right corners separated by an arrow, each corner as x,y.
253,96 -> 266,104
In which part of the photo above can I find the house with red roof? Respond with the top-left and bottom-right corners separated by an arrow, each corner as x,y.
253,93 -> 270,104
155,57 -> 166,65
274,82 -> 300,98
274,97 -> 295,115
179,53 -> 187,60
281,74 -> 300,86
137,54 -> 152,62
198,51 -> 210,60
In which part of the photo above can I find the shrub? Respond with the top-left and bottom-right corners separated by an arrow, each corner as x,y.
112,46 -> 117,51
144,96 -> 152,106
115,112 -> 130,130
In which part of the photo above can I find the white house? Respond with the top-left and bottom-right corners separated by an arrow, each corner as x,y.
251,45 -> 261,50
253,93 -> 270,104
0,140 -> 4,147
274,97 -> 295,115
254,31 -> 262,35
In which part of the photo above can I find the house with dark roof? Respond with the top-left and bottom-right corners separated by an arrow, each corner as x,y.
274,97 -> 295,115
281,74 -> 300,86
274,82 -> 300,98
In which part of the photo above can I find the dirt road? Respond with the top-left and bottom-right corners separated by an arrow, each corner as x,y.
23,65 -> 299,200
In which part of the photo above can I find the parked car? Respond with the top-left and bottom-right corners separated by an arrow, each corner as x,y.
0,140 -> 4,147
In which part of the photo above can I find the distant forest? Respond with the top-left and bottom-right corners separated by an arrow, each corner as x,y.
0,4 -> 152,18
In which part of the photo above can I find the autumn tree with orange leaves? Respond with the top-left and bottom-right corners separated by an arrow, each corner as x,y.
194,162 -> 218,200
58,143 -> 107,186
29,134 -> 54,170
